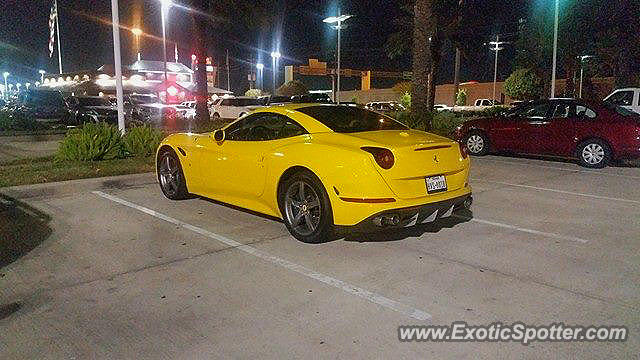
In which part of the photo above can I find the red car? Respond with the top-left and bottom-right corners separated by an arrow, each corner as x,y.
455,99 -> 640,168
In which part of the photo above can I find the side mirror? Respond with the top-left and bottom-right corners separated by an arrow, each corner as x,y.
213,129 -> 225,142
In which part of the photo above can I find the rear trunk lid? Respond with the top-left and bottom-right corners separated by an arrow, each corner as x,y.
345,130 -> 468,199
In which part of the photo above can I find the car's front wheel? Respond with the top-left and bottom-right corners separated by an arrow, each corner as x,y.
577,139 -> 611,168
280,171 -> 334,243
157,149 -> 190,200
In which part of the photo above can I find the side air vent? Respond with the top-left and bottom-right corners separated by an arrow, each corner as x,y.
414,145 -> 452,151
177,147 -> 187,157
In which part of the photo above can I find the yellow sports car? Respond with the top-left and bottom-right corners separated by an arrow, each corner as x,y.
156,104 -> 472,243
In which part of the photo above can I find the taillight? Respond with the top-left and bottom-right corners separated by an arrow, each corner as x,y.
362,147 -> 395,169
458,142 -> 469,159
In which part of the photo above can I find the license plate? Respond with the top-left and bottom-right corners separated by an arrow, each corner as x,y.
426,175 -> 447,194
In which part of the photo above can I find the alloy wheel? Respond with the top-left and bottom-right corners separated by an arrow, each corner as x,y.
581,143 -> 605,165
284,181 -> 322,236
467,134 -> 484,154
159,154 -> 181,197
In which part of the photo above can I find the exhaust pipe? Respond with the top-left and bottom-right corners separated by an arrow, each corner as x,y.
373,214 -> 400,227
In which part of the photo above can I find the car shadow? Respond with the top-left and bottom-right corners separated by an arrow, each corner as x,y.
0,194 -> 52,269
340,209 -> 473,243
489,152 -> 640,168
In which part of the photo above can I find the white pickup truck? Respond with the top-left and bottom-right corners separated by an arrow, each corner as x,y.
604,88 -> 640,114
452,98 -> 500,112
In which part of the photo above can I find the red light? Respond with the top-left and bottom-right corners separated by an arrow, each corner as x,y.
362,147 -> 395,170
458,142 -> 468,159
191,54 -> 197,61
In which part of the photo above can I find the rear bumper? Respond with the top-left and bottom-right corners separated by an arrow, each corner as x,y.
341,192 -> 472,232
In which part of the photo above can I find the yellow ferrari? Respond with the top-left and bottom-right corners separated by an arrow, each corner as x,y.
156,104 -> 472,243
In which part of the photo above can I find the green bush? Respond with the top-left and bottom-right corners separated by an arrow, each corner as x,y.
276,80 -> 308,97
56,122 -> 124,161
245,88 -> 262,98
0,110 -> 47,131
394,110 -> 464,139
399,92 -> 411,109
456,88 -> 467,106
477,105 -> 509,117
503,68 -> 543,100
123,125 -> 165,157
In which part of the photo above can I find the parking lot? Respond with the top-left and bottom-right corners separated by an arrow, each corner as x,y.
1,155 -> 639,359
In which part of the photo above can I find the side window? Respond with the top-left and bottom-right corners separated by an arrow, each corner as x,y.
522,103 -> 550,119
551,103 -> 571,118
226,113 -> 307,141
607,91 -> 634,106
576,105 -> 597,119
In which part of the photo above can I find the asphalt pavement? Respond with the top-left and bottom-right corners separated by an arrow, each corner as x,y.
1,155 -> 639,359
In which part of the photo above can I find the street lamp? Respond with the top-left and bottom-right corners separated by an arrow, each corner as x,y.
550,0 -> 559,98
323,14 -> 353,104
25,83 -> 31,90
270,51 -> 281,93
2,72 -> 8,100
39,70 -> 46,84
256,63 -> 264,90
577,55 -> 594,99
486,35 -> 510,103
16,83 -> 21,92
131,27 -> 143,62
160,0 -> 172,88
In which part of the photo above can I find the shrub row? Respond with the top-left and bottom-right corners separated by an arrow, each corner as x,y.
393,111 -> 466,139
0,110 -> 48,132
56,123 -> 165,161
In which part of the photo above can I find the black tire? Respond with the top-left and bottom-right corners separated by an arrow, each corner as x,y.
279,171 -> 334,243
577,139 -> 611,168
464,131 -> 489,156
157,149 -> 190,200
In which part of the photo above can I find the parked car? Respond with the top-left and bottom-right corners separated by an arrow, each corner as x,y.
209,96 -> 266,120
179,101 -> 196,119
135,103 -> 189,126
291,93 -> 333,104
454,98 -> 501,112
67,96 -> 118,125
365,101 -> 406,114
604,88 -> 640,114
455,98 -> 640,168
433,104 -> 451,112
17,89 -> 70,124
266,95 -> 292,105
156,104 -> 471,243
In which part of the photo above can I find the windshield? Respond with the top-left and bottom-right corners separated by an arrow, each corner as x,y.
296,105 -> 409,133
77,97 -> 111,107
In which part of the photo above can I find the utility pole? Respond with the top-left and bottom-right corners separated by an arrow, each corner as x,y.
487,35 -> 509,103
54,0 -> 63,74
110,0 -> 125,133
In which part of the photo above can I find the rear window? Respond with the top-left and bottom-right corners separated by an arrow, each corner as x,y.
296,105 -> 408,133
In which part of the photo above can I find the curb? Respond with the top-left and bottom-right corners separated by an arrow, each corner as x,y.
1,172 -> 157,200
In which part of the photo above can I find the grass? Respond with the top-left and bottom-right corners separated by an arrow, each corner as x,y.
0,156 -> 155,188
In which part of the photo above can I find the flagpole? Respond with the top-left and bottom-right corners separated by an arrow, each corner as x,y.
55,0 -> 63,74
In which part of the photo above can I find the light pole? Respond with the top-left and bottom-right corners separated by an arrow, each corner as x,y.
270,51 -> 281,94
25,83 -> 31,90
2,72 -> 8,100
577,55 -> 594,99
487,35 -> 509,104
324,14 -> 353,104
160,0 -> 172,87
39,70 -> 46,84
550,0 -> 559,98
256,63 -> 264,90
131,27 -> 143,62
16,83 -> 21,93
111,0 -> 126,133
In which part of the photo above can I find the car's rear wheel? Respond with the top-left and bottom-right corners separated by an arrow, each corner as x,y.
157,149 -> 190,200
577,139 -> 610,168
280,171 -> 334,243
465,131 -> 489,156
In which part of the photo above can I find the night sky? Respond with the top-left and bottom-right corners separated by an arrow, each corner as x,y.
2,0 -> 536,93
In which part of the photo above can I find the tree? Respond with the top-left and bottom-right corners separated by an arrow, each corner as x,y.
276,80 -> 308,97
455,88 -> 467,106
503,68 -> 543,100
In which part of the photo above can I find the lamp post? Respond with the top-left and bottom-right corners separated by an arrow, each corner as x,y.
25,83 -> 31,90
2,72 -> 8,100
16,83 -> 21,93
577,55 -> 594,99
131,27 -> 143,62
160,0 -> 172,87
550,0 -> 559,98
256,63 -> 264,90
39,70 -> 46,84
270,51 -> 281,93
486,35 -> 510,104
323,14 -> 353,104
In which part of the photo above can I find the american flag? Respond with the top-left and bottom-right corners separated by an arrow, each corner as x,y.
48,1 -> 57,58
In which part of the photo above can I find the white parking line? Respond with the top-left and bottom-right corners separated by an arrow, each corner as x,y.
453,215 -> 589,244
471,178 -> 640,205
92,191 -> 432,321
474,157 -> 640,180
